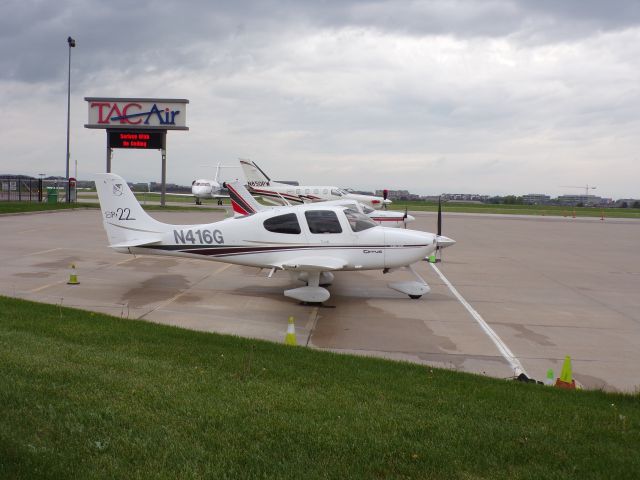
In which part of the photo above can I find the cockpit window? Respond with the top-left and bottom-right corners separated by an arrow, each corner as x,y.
331,188 -> 344,197
344,208 -> 377,232
305,210 -> 342,234
263,213 -> 301,234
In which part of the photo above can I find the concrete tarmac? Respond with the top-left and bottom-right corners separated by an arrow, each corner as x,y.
1,208 -> 639,392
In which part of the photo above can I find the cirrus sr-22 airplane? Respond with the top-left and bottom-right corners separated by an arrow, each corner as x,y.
95,173 -> 454,303
240,159 -> 391,210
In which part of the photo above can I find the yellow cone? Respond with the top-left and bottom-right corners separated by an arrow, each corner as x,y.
555,355 -> 576,389
559,356 -> 572,383
284,316 -> 296,346
67,263 -> 80,285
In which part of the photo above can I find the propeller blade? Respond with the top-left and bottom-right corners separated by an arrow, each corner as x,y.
403,206 -> 408,228
437,196 -> 442,237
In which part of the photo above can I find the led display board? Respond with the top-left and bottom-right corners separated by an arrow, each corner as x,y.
108,130 -> 164,149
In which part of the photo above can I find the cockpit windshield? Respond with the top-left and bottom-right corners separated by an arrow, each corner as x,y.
344,208 -> 377,232
331,188 -> 349,197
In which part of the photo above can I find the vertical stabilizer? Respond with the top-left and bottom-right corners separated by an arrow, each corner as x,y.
94,173 -> 165,247
239,159 -> 271,188
226,181 -> 266,216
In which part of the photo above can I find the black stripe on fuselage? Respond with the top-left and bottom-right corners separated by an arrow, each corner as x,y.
248,188 -> 304,203
139,243 -> 429,258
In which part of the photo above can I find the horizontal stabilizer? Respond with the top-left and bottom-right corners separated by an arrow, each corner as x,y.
110,237 -> 163,248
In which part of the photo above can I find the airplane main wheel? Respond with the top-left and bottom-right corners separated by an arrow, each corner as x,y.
409,294 -> 422,299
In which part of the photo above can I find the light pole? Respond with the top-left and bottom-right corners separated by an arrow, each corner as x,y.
66,36 -> 76,202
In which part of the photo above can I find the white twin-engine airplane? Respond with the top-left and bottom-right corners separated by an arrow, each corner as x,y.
240,159 -> 391,210
95,173 -> 452,303
226,180 -> 416,228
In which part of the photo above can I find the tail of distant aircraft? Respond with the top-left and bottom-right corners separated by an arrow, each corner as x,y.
239,159 -> 272,188
94,173 -> 165,249
226,181 -> 267,216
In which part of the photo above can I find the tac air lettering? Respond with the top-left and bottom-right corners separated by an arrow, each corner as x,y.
90,102 -> 181,126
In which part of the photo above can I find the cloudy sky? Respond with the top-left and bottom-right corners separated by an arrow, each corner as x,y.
2,0 -> 640,198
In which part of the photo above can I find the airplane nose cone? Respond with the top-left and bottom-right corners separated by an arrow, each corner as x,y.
383,198 -> 392,205
193,186 -> 212,196
436,235 -> 456,248
405,214 -> 416,224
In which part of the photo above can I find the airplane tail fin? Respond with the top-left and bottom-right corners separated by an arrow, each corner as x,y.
226,181 -> 266,216
239,159 -> 271,188
94,173 -> 165,248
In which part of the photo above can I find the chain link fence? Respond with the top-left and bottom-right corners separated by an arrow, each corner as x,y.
0,177 -> 76,203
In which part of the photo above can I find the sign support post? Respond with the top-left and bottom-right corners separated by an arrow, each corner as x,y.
106,133 -> 112,173
161,132 -> 167,206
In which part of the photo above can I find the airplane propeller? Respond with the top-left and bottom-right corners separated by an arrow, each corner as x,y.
383,189 -> 388,210
437,195 -> 442,237
403,206 -> 409,229
429,195 -> 456,262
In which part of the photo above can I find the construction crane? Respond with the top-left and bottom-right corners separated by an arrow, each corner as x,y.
560,184 -> 597,196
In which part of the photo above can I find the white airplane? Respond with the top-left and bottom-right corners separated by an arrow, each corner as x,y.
226,180 -> 416,228
94,173 -> 450,303
240,159 -> 391,210
191,164 -> 234,205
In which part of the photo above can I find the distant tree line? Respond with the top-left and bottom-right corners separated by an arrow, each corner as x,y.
485,195 -> 524,205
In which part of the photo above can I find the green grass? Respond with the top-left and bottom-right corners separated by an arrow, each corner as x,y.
390,201 -> 640,218
0,296 -> 638,479
0,202 -> 99,214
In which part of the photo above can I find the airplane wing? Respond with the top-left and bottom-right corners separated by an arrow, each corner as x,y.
152,192 -> 230,199
272,257 -> 347,271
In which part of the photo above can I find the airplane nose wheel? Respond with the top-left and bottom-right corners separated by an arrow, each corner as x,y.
387,265 -> 430,299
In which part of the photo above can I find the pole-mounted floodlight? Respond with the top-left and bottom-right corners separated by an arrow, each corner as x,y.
66,36 -> 76,202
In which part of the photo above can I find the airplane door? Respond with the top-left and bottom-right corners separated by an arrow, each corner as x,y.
301,209 -> 354,259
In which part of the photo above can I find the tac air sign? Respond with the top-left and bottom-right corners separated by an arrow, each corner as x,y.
85,97 -> 188,130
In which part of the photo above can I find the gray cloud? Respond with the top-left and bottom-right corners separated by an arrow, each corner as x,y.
5,0 -> 640,84
1,0 -> 640,197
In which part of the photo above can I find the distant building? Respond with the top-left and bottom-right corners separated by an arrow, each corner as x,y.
442,193 -> 490,202
614,198 -> 640,208
522,194 -> 551,205
556,194 -> 603,206
349,189 -> 375,196
375,189 -> 421,201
